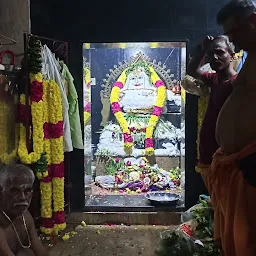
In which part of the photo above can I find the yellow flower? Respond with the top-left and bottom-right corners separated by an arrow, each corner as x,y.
42,171 -> 48,177
18,106 -> 42,164
40,227 -> 53,235
145,126 -> 154,138
181,87 -> 186,104
84,111 -> 91,125
36,172 -> 43,179
155,86 -> 167,107
55,223 -> 66,232
149,66 -> 160,84
18,73 -> 45,165
50,137 -> 64,164
40,182 -> 52,218
48,81 -> 63,123
145,147 -> 154,156
30,73 -> 43,82
117,69 -> 127,84
62,234 -> 70,241
52,178 -> 65,212
84,67 -> 91,85
110,87 -> 121,102
114,112 -> 130,134
44,139 -> 51,165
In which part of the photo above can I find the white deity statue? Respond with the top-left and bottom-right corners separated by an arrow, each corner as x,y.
96,60 -> 181,157
119,67 -> 157,113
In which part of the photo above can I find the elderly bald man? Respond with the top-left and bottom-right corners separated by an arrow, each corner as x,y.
0,164 -> 48,256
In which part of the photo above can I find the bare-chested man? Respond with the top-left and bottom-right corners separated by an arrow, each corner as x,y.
200,1 -> 256,255
0,164 -> 48,256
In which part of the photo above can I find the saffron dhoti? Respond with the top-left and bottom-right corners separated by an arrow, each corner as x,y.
202,142 -> 256,256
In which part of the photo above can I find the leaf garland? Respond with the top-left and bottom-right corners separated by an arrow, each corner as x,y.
28,37 -> 42,74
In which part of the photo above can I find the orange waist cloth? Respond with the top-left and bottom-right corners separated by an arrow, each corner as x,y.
199,141 -> 256,256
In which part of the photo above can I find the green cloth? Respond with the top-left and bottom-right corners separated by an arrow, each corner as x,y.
61,63 -> 83,149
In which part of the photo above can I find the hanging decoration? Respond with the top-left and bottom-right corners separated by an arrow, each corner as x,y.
40,80 -> 65,234
18,80 -> 44,164
110,65 -> 166,156
18,37 -> 65,234
47,80 -> 65,232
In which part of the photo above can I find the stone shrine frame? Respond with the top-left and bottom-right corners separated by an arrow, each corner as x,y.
83,42 -> 186,210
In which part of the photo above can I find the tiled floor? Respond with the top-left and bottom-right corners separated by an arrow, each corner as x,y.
47,225 -> 172,256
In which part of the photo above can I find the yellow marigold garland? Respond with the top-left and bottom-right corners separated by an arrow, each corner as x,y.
18,73 -> 44,164
110,66 -> 166,156
18,79 -> 66,234
110,69 -> 133,153
48,80 -> 66,232
145,67 -> 167,155
39,80 -> 53,235
18,38 -> 66,234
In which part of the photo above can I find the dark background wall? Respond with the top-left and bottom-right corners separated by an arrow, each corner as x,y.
0,0 -> 30,65
30,0 -> 229,210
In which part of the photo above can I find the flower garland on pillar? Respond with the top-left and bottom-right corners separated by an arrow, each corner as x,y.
110,65 -> 166,156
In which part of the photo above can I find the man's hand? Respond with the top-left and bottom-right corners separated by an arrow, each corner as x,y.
187,36 -> 214,79
201,36 -> 214,52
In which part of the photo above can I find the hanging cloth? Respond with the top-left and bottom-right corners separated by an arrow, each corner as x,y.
42,45 -> 73,152
61,62 -> 83,149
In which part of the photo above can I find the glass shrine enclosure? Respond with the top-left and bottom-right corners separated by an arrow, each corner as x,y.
83,42 -> 186,209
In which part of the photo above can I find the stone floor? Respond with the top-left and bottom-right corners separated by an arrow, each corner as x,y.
46,225 -> 172,256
